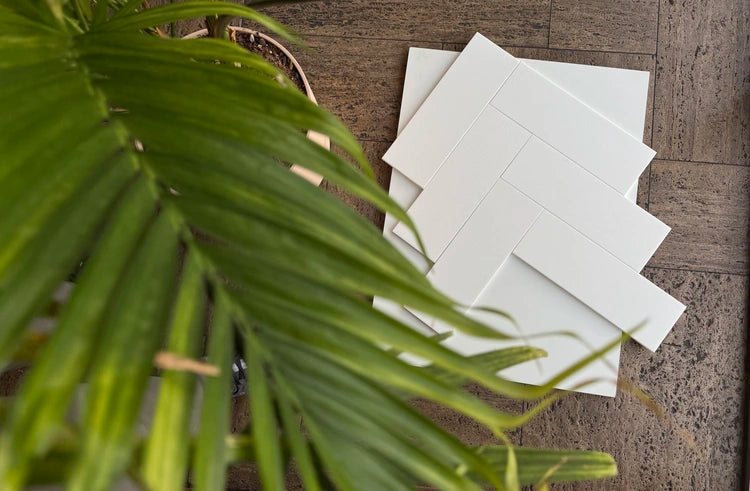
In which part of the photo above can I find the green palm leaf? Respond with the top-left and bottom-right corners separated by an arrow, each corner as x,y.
0,2 -> 621,490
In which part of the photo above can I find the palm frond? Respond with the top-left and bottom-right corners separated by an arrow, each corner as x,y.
0,2 -> 620,490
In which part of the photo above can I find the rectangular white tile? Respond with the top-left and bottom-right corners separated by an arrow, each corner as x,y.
379,170 -> 430,268
513,212 -> 685,351
502,137 -> 669,271
396,48 -> 460,134
491,63 -> 655,194
523,59 -> 650,140
382,33 -> 519,188
392,107 -> 530,259
434,255 -> 623,397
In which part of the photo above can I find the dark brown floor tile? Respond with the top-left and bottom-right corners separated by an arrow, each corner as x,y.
652,0 -> 750,164
231,394 -> 249,433
0,367 -> 26,396
225,461 -> 260,490
256,0 -> 550,46
521,268 -> 747,490
648,160 -> 750,274
173,17 -> 207,38
549,0 -> 659,53
224,462 -> 305,490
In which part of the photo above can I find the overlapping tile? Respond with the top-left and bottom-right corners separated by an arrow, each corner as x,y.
383,34 -> 681,359
374,37 -> 679,396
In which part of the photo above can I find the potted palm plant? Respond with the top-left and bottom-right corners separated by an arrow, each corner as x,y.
0,1 -> 619,490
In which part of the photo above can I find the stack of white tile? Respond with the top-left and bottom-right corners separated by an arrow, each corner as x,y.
375,33 -> 686,397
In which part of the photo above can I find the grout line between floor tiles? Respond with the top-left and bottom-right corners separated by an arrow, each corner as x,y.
646,0 -> 660,213
652,157 -> 750,167
547,0 -> 553,48
508,45 -> 656,57
246,21 -> 655,57
302,35 -> 654,57
649,0 -> 660,158
645,164 -> 652,212
643,264 -> 748,277
358,138 -> 394,144
299,32 -> 647,53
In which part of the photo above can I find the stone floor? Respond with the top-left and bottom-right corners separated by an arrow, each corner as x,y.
0,2 -> 743,490
218,1 -> 748,489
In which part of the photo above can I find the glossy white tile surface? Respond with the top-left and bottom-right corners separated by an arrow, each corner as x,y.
513,212 -> 686,351
522,59 -> 650,140
490,62 -> 655,194
502,137 -> 669,271
434,255 -> 623,397
396,49 -> 460,134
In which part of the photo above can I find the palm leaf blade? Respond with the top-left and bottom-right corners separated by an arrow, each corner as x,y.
476,446 -> 617,485
243,334 -> 286,491
67,212 -> 180,491
142,250 -> 207,491
0,153 -> 136,366
192,292 -> 233,491
0,176 -> 156,488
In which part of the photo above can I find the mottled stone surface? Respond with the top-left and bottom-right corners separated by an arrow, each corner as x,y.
522,269 -> 747,489
652,0 -> 750,164
549,0 -> 659,53
648,160 -> 750,275
259,0 -> 551,47
274,35 -> 440,142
